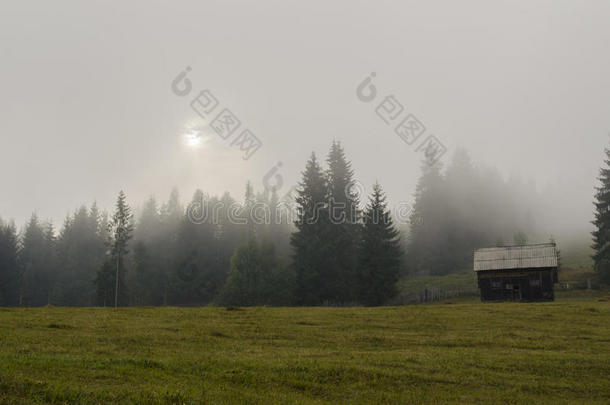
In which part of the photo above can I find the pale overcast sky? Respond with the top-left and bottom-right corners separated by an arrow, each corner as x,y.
1,0 -> 609,236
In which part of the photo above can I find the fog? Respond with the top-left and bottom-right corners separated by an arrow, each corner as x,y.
2,0 -> 609,240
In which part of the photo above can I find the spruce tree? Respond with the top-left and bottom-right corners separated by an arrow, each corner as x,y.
325,141 -> 361,303
357,183 -> 402,306
443,149 -> 487,268
42,222 -> 58,305
172,189 -> 217,305
0,219 -> 19,306
592,145 -> 610,284
112,191 -> 133,307
18,215 -> 57,306
405,146 -> 450,275
291,152 -> 329,305
19,214 -> 43,306
96,191 -> 133,307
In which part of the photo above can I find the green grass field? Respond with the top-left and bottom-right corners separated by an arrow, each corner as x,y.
1,298 -> 609,404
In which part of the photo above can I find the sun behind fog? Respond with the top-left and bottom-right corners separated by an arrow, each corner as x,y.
184,129 -> 204,148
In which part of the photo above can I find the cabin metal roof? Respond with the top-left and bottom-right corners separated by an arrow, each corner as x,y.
473,243 -> 558,272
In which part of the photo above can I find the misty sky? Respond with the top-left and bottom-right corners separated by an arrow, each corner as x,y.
1,0 -> 609,237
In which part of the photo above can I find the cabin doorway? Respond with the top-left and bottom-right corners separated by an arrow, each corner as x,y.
513,284 -> 521,300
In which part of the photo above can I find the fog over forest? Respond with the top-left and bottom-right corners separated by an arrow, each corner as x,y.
1,1 -> 609,242
2,1 -> 610,309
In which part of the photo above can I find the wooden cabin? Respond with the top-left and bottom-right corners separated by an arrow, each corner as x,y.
474,243 -> 558,302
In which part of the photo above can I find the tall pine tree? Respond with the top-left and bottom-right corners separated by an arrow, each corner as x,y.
0,219 -> 19,306
95,191 -> 133,307
18,215 -> 57,306
592,145 -> 610,284
405,146 -> 451,276
357,183 -> 402,306
325,141 -> 361,303
171,189 -> 218,305
291,152 -> 329,305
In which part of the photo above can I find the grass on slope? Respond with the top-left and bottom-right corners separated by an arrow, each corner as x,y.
0,300 -> 609,404
395,271 -> 480,303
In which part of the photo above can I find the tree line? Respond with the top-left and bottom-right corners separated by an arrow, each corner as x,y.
2,140 -> 598,307
0,142 -> 402,307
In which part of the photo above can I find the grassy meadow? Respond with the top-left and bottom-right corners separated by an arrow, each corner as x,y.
0,297 -> 609,404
